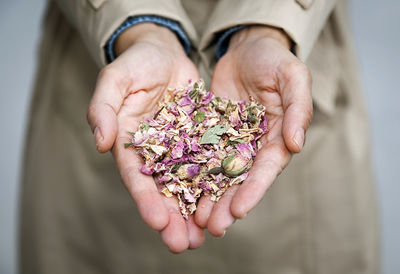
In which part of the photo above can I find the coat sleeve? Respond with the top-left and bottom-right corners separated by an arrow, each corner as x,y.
199,0 -> 337,63
53,0 -> 198,67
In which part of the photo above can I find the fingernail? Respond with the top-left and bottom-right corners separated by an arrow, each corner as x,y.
94,127 -> 103,144
221,230 -> 226,238
293,129 -> 304,151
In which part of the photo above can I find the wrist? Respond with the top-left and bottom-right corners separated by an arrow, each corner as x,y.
115,23 -> 184,56
228,25 -> 292,51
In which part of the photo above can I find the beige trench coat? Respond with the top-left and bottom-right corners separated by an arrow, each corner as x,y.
20,0 -> 379,273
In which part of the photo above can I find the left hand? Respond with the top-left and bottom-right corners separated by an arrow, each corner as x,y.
195,26 -> 313,237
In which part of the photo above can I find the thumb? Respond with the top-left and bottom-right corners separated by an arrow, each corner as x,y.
280,62 -> 313,153
87,67 -> 123,153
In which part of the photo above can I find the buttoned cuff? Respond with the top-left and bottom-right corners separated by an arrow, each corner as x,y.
105,15 -> 191,63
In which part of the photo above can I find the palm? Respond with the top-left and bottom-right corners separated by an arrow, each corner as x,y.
212,44 -> 291,212
195,37 -> 312,236
212,37 -> 290,175
89,41 -> 204,252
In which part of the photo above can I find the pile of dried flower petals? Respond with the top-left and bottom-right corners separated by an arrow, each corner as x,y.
125,80 -> 268,218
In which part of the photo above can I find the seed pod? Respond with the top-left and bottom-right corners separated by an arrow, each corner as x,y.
222,150 -> 253,177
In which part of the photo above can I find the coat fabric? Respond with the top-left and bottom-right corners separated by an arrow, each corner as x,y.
19,0 -> 379,273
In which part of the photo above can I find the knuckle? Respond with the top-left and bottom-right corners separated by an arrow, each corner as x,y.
115,135 -> 132,148
86,103 -> 99,124
284,62 -> 312,86
87,102 -> 117,127
121,165 -> 143,187
261,146 -> 290,174
286,61 -> 308,77
303,66 -> 312,86
99,64 -> 119,80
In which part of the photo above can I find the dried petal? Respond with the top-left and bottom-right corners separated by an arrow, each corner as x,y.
259,117 -> 268,132
150,145 -> 167,156
178,95 -> 193,106
235,143 -> 253,159
171,141 -> 184,159
177,164 -> 200,180
187,164 -> 200,178
126,79 -> 267,218
190,139 -> 200,152
140,165 -> 154,175
201,91 -> 213,105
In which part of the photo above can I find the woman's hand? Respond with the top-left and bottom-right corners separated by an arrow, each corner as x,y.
87,23 -> 204,253
195,26 -> 313,237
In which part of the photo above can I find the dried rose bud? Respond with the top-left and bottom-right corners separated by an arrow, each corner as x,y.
222,150 -> 253,177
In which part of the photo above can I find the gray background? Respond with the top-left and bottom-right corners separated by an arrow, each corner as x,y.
0,0 -> 399,273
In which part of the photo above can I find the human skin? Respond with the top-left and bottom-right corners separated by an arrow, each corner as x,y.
87,23 -> 204,253
87,23 -> 313,251
194,26 -> 313,237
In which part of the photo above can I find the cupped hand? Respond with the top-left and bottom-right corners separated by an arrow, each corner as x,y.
87,23 -> 204,252
195,26 -> 313,237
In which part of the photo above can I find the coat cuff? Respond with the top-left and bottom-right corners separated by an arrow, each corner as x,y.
200,0 -> 336,62
215,25 -> 246,59
69,0 -> 197,67
215,25 -> 296,59
105,15 -> 191,63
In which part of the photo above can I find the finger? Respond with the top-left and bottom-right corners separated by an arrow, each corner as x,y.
207,185 -> 239,237
87,66 -> 127,153
230,139 -> 291,218
160,196 -> 190,253
279,62 -> 313,153
194,195 -> 214,228
113,131 -> 169,231
186,215 -> 205,249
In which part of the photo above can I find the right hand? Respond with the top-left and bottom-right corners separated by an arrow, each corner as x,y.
87,23 -> 203,253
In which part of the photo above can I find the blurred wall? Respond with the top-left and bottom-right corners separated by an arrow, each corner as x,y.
0,1 -> 47,274
349,1 -> 400,273
0,0 -> 399,274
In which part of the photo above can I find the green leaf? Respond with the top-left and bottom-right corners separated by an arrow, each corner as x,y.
207,166 -> 223,175
153,106 -> 164,119
227,100 -> 233,109
170,162 -> 183,173
248,113 -> 258,123
194,111 -> 205,123
227,139 -> 245,146
140,122 -> 150,131
124,142 -> 134,148
245,105 -> 256,112
200,125 -> 227,145
189,82 -> 199,99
